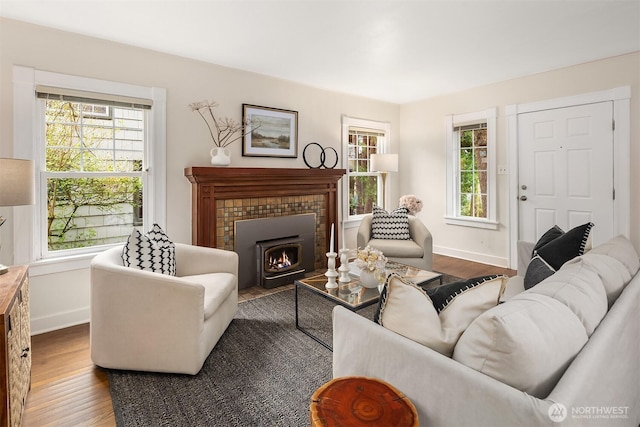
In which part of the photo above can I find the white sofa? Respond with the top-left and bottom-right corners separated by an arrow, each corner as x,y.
333,236 -> 640,426
91,243 -> 238,375
357,214 -> 433,271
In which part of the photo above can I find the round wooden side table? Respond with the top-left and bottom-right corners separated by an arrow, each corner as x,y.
310,376 -> 418,426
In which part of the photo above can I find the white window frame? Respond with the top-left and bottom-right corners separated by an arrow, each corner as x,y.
12,66 -> 167,276
341,116 -> 391,226
444,108 -> 498,230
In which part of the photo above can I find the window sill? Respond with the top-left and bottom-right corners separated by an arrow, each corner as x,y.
444,216 -> 499,230
28,247 -> 114,277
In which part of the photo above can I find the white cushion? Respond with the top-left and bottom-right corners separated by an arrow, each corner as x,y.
453,293 -> 588,399
181,273 -> 237,320
567,253 -> 631,307
588,235 -> 640,277
527,259 -> 607,336
376,274 -> 506,357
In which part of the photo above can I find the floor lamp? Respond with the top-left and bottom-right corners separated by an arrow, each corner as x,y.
0,158 -> 35,275
370,153 -> 398,210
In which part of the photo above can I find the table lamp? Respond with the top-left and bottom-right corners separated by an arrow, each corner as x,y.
0,158 -> 35,274
370,153 -> 398,210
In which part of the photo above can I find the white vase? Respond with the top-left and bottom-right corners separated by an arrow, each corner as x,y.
210,147 -> 231,166
359,269 -> 379,289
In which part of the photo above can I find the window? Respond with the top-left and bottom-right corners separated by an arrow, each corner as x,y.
39,93 -> 147,254
445,108 -> 498,229
13,66 -> 166,273
342,117 -> 391,220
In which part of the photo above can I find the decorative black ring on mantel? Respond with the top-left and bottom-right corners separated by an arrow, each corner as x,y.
303,142 -> 338,169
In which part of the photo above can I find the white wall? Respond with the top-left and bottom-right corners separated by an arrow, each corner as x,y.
0,18 -> 400,334
399,52 -> 640,267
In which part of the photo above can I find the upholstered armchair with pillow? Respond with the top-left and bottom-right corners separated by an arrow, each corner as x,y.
90,242 -> 239,375
357,208 -> 433,271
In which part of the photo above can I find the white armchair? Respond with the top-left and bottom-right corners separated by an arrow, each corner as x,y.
357,215 -> 433,271
90,243 -> 238,375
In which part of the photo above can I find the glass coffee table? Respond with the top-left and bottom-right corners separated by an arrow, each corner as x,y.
295,263 -> 442,350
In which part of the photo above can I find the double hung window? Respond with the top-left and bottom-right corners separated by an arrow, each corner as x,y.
342,117 -> 390,220
13,66 -> 166,272
38,88 -> 149,254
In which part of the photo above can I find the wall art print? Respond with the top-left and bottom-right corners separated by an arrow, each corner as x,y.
242,104 -> 298,158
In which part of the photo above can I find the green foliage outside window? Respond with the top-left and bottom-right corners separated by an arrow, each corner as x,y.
348,131 -> 379,215
458,128 -> 487,218
45,100 -> 144,251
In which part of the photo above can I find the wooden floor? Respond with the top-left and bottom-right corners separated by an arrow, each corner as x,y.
22,254 -> 515,427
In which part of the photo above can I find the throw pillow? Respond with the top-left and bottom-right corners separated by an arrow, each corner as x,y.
370,206 -> 411,240
453,292 -> 588,399
524,222 -> 594,289
374,273 -> 507,357
122,224 -> 176,276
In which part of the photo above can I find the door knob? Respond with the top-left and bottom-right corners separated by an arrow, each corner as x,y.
520,195 -> 528,201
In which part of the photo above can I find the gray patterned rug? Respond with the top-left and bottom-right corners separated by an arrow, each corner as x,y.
108,273 -> 461,426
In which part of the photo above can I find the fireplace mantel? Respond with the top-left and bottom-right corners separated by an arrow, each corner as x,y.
184,167 -> 346,262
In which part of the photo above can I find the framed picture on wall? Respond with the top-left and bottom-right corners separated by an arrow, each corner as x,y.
242,104 -> 298,158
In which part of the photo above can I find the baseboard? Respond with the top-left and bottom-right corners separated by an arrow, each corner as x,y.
433,245 -> 509,268
30,307 -> 90,336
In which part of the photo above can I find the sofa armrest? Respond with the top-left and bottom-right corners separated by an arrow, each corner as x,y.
332,306 -> 552,426
408,216 -> 432,253
174,243 -> 238,277
356,215 -> 373,249
517,240 -> 535,276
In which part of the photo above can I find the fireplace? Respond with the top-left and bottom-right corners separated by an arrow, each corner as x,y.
257,237 -> 305,288
235,213 -> 315,289
184,167 -> 345,280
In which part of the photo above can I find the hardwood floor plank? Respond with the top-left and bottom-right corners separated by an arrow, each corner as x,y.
22,255 -> 515,426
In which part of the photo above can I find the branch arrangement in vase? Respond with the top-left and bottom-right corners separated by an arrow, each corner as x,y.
189,100 -> 261,148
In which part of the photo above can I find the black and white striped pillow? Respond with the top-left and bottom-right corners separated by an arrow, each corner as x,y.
371,206 -> 411,240
122,224 -> 176,276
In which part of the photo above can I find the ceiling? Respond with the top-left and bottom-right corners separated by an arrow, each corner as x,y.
1,0 -> 639,104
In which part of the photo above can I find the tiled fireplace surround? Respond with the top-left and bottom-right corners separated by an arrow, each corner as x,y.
184,167 -> 346,288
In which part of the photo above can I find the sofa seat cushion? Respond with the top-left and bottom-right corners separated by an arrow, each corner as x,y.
375,274 -> 506,357
527,259 -> 607,336
453,293 -> 588,399
367,239 -> 423,258
588,235 -> 640,277
181,273 -> 236,320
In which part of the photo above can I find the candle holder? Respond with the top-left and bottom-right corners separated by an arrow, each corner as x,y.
325,251 -> 338,289
338,248 -> 351,283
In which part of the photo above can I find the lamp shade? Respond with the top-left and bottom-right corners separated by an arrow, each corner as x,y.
0,158 -> 35,206
370,153 -> 398,173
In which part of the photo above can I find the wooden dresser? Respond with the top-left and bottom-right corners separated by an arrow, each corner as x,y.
0,266 -> 30,427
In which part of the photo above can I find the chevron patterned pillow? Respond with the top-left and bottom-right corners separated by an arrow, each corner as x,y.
371,206 -> 411,240
122,224 -> 176,276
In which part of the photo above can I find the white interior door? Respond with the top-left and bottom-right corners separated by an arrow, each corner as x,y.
518,101 -> 614,245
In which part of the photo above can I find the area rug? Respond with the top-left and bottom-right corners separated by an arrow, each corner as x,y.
108,273 -> 461,426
